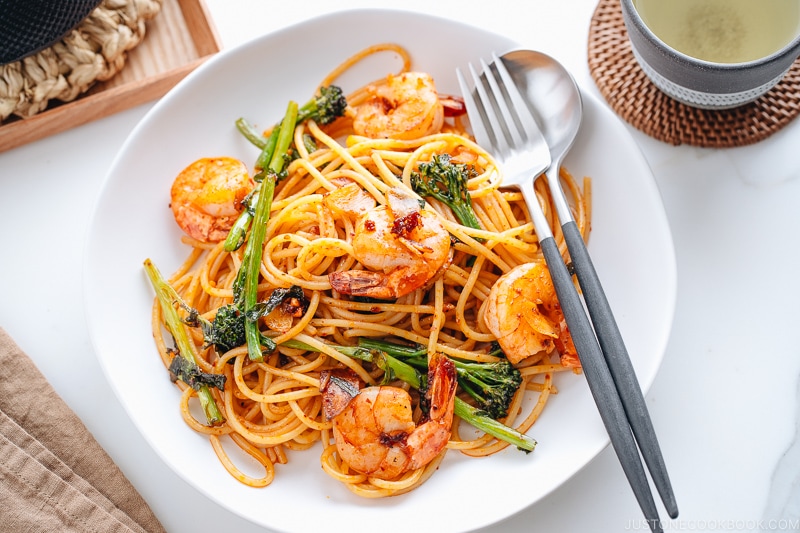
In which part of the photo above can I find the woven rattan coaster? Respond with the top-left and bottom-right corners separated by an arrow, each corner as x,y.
587,0 -> 800,147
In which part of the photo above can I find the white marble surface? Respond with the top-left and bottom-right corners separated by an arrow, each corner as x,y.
1,1 -> 799,531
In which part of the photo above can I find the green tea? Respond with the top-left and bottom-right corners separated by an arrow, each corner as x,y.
633,0 -> 800,63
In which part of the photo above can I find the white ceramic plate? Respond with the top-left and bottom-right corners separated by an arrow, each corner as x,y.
84,9 -> 676,533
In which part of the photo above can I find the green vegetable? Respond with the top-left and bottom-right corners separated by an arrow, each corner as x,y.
143,258 -> 225,426
168,356 -> 226,391
226,86 -> 347,252
254,127 -> 282,173
281,338 -> 536,452
183,303 -> 245,356
410,153 -> 483,238
246,285 -> 306,320
357,337 -> 522,420
295,85 -> 347,126
235,117 -> 269,149
233,101 -> 299,362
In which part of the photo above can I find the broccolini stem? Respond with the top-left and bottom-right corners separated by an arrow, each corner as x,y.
451,202 -> 483,235
240,101 -> 298,362
224,127 -> 281,252
279,338 -> 536,452
235,117 -> 268,149
228,86 -> 345,252
453,398 -> 535,451
241,173 -> 274,362
143,259 -> 225,426
222,201 -> 254,252
357,337 -> 426,359
255,127 -> 281,172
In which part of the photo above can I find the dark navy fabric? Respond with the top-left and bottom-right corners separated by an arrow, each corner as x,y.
0,0 -> 102,64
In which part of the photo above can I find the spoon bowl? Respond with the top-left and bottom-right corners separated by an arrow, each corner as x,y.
499,49 -> 583,200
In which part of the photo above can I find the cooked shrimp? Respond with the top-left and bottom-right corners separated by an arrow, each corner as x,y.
170,156 -> 254,242
321,352 -> 457,480
352,72 -> 444,140
328,188 -> 452,299
484,262 -> 579,367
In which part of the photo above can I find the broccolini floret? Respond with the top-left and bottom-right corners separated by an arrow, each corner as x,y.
357,337 -> 522,420
234,85 -> 347,150
410,153 -> 482,236
173,283 -> 306,361
184,303 -> 246,356
296,85 -> 347,125
451,359 -> 522,420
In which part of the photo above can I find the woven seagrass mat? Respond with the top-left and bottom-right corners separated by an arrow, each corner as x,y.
587,0 -> 800,147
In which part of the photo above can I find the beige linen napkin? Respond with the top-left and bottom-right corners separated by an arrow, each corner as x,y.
0,328 -> 166,533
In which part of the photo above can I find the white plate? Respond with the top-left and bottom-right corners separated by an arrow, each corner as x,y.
84,9 -> 676,533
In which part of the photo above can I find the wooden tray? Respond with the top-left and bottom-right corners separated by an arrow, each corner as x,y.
0,0 -> 221,152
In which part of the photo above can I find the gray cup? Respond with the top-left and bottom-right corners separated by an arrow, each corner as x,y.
620,0 -> 800,109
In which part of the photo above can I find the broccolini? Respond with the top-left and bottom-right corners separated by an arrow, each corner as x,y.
357,337 -> 522,420
410,153 -> 483,237
143,259 -> 225,426
281,337 -> 536,452
227,86 -> 347,252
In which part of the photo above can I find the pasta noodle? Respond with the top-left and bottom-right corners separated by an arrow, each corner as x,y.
148,43 -> 591,497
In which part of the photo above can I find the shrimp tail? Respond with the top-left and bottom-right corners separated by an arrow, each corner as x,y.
329,248 -> 452,300
425,353 -> 457,422
328,269 -> 396,299
406,353 -> 457,470
554,316 -> 581,369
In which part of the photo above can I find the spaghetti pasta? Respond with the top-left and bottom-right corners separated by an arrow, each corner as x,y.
147,43 -> 591,497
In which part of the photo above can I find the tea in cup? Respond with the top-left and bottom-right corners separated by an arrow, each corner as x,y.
620,0 -> 800,109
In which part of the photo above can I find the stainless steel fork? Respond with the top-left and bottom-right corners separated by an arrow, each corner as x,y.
457,54 -> 669,533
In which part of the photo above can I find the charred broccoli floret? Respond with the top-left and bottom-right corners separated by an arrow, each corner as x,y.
176,285 -> 306,362
297,85 -> 347,125
410,153 -> 482,236
184,303 -> 246,356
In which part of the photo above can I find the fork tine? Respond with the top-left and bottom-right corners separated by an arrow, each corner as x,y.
479,57 -> 528,151
489,53 -> 547,149
456,67 -> 494,152
469,61 -> 514,158
459,55 -> 552,184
